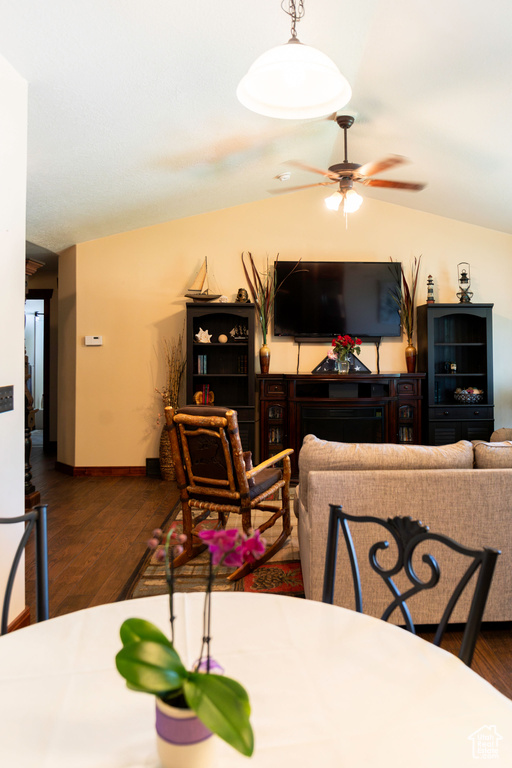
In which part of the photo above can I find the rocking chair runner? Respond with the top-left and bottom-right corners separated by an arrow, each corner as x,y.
164,405 -> 293,581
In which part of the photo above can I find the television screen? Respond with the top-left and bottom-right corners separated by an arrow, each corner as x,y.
273,261 -> 401,339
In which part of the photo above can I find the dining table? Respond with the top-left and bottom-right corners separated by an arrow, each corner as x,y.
0,591 -> 511,767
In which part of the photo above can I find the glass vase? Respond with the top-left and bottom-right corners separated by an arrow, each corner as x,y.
335,357 -> 350,374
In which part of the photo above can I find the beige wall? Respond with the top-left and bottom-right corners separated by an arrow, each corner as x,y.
0,54 -> 27,623
60,189 -> 512,468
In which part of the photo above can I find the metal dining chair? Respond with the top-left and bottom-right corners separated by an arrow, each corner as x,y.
1,504 -> 49,634
322,504 -> 500,667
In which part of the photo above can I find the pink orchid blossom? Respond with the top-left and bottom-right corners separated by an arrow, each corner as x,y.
199,528 -> 241,565
222,546 -> 244,568
199,528 -> 266,567
198,528 -> 238,546
241,530 -> 266,564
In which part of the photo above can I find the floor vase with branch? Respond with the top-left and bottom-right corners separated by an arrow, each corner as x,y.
157,333 -> 186,480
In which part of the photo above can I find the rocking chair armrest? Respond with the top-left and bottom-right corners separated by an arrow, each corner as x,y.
247,448 -> 294,478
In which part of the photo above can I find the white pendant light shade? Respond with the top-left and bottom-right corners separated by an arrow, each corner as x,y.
324,191 -> 343,211
343,188 -> 363,213
237,40 -> 352,120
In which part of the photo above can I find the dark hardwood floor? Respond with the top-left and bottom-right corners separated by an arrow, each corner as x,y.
23,434 -> 512,699
26,435 -> 180,618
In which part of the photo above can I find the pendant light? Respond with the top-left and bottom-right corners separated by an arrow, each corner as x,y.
237,0 -> 352,120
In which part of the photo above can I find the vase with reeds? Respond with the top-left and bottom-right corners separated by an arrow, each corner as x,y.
241,252 -> 302,374
391,255 -> 421,373
156,332 -> 186,480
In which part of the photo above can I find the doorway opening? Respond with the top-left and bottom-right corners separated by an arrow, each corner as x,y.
25,289 -> 53,453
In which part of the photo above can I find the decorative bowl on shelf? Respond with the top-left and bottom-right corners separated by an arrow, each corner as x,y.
454,389 -> 484,404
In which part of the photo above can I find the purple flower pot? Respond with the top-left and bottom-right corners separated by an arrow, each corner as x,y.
155,697 -> 214,768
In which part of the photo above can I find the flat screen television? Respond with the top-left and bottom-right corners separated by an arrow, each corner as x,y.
273,261 -> 401,340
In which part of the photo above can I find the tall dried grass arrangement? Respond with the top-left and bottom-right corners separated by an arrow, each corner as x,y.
156,330 -> 186,408
391,255 -> 422,345
241,252 -> 302,345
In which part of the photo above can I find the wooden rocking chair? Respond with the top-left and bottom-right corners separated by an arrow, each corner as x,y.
164,405 -> 293,581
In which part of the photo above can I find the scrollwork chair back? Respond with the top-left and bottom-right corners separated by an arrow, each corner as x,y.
322,504 -> 500,667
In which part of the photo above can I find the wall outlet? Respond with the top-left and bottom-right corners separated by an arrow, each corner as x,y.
0,385 -> 14,413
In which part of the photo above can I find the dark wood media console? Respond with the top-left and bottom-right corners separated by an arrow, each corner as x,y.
257,373 -> 424,478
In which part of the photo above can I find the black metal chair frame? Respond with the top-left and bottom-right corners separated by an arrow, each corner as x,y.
1,504 -> 49,634
322,504 -> 500,666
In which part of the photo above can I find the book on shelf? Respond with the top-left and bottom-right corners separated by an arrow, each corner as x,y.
197,354 -> 207,374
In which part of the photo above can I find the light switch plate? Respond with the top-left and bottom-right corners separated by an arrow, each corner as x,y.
0,385 -> 14,413
85,336 -> 103,346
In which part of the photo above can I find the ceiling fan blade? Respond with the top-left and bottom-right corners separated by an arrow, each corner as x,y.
357,155 -> 408,178
268,182 -> 335,194
287,160 -> 341,181
361,178 -> 426,191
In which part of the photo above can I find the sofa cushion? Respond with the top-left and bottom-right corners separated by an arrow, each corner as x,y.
490,428 -> 512,442
298,434 -> 474,500
474,440 -> 512,468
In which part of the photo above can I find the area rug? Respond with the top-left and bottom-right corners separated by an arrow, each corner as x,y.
118,500 -> 304,600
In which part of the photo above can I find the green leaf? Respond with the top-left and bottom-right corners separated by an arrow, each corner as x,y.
119,618 -> 173,648
116,640 -> 187,695
184,673 -> 254,757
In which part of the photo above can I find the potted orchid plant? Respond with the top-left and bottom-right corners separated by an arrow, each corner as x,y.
116,525 -> 266,764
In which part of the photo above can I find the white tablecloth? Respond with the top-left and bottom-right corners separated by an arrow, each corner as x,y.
0,592 -> 510,767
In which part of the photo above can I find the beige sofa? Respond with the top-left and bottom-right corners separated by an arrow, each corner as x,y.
295,435 -> 512,623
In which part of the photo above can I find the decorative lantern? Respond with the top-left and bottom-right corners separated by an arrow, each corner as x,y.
456,262 -> 473,303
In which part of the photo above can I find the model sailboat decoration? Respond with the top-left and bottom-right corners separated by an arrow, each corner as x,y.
185,257 -> 221,302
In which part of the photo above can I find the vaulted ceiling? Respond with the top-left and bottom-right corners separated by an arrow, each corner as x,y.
2,1 -> 512,254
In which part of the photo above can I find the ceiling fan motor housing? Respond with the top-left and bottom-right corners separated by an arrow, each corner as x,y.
328,162 -> 361,176
338,177 -> 354,191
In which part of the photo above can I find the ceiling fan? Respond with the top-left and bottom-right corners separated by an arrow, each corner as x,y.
271,115 -> 426,213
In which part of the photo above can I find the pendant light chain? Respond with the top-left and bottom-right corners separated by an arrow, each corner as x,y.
281,0 -> 305,39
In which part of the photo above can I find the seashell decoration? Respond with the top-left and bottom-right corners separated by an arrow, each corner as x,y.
195,328 -> 212,343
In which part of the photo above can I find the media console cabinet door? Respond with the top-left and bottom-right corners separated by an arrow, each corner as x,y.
257,374 -> 424,476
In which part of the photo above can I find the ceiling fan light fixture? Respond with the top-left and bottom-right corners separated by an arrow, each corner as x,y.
324,190 -> 343,211
325,185 -> 362,214
343,188 -> 363,213
237,2 -> 351,120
